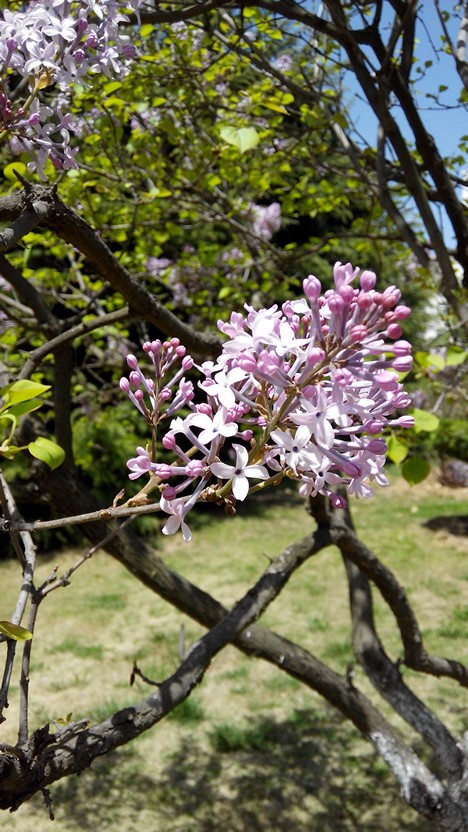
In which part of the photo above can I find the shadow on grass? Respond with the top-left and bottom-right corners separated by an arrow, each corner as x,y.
51,707 -> 430,832
424,515 -> 468,536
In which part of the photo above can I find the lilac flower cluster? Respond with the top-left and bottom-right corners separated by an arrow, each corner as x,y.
0,0 -> 141,177
249,202 -> 282,243
121,263 -> 414,541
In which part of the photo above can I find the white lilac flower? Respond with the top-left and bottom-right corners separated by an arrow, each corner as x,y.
189,408 -> 238,446
160,496 -> 192,542
210,444 -> 269,501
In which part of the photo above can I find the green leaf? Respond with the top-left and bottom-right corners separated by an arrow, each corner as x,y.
401,457 -> 431,486
445,347 -> 467,367
5,400 -> 45,419
387,434 -> 409,464
28,437 -> 65,469
0,621 -> 33,641
3,162 -> 28,183
140,23 -> 154,37
414,351 -> 445,372
261,97 -> 289,114
103,81 -> 123,95
1,380 -> 50,408
219,126 -> 260,153
411,408 -> 440,434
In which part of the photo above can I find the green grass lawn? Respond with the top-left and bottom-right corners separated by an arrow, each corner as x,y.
0,474 -> 467,831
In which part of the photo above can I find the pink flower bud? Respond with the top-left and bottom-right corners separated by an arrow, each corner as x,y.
393,392 -> 412,408
119,377 -> 130,392
240,429 -> 253,441
360,270 -> 376,291
330,494 -> 347,509
154,464 -> 172,480
303,275 -> 322,301
363,420 -> 384,434
306,347 -> 325,365
85,34 -> 98,48
159,388 -> 172,401
394,305 -> 411,320
366,438 -> 387,454
129,370 -> 142,386
357,292 -> 374,310
395,415 -> 415,428
382,286 -> 401,308
333,368 -> 354,386
182,355 -> 194,370
340,459 -> 362,478
386,323 -> 403,339
162,433 -> 176,450
350,325 -> 368,342
237,353 -> 258,373
186,460 -> 205,477
338,284 -> 354,303
162,486 -> 177,500
126,354 -> 139,370
375,371 -> 399,391
392,356 -> 413,372
328,294 -> 344,313
392,340 -> 412,355
176,345 -> 186,357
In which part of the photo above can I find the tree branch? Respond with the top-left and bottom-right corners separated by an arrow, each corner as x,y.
17,307 -> 131,380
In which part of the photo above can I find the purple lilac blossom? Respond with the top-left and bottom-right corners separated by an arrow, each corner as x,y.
249,203 -> 282,242
0,0 -> 142,177
120,263 -> 415,541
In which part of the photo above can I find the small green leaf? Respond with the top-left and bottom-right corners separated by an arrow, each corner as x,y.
28,437 -> 65,469
1,380 -> 50,408
103,80 -> 122,95
401,457 -> 431,486
262,97 -> 289,114
387,434 -> 409,464
411,408 -> 440,434
55,712 -> 74,726
219,126 -> 260,153
140,23 -> 154,37
445,347 -> 467,367
3,162 -> 28,183
4,400 -> 45,418
0,621 -> 33,641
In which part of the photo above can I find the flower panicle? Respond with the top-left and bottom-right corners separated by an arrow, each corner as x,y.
120,263 -> 414,540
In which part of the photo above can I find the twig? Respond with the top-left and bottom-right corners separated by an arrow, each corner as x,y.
0,471 -> 37,726
18,307 -> 131,380
3,499 -> 163,533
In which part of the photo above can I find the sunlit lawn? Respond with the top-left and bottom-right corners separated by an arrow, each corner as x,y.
0,473 -> 467,831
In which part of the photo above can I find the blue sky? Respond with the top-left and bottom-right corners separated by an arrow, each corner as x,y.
342,1 -> 466,243
347,1 -> 466,160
